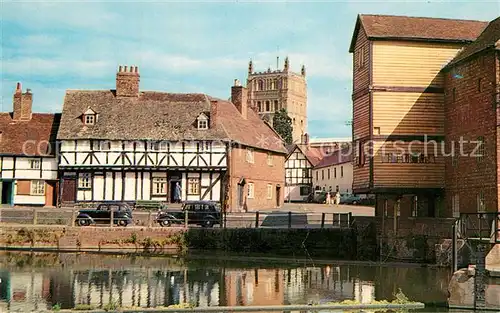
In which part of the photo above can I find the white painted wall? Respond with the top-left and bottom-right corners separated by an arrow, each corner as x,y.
312,162 -> 353,194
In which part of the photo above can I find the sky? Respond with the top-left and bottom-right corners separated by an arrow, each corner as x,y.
1,0 -> 499,139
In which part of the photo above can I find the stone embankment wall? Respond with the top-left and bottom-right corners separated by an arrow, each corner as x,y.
0,226 -> 368,260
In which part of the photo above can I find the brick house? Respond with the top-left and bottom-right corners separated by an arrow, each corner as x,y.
56,66 -> 286,211
0,83 -> 60,207
443,17 -> 500,216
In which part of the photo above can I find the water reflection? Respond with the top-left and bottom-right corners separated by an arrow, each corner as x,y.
0,252 -> 453,312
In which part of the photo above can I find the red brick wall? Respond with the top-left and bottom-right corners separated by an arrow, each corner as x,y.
228,146 -> 285,211
444,51 -> 499,215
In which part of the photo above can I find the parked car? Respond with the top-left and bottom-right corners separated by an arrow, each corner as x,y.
155,200 -> 221,228
75,202 -> 133,227
340,194 -> 362,205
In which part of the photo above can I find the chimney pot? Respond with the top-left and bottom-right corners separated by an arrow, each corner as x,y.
13,84 -> 32,121
16,82 -> 22,93
118,65 -> 123,72
124,65 -> 128,72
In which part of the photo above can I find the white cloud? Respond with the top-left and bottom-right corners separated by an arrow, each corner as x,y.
2,58 -> 113,78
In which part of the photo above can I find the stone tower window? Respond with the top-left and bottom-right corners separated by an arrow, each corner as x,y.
258,80 -> 264,91
274,100 -> 279,111
265,101 -> 270,112
257,101 -> 262,112
277,79 -> 281,89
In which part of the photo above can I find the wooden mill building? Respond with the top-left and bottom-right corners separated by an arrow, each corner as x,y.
56,66 -> 287,211
349,14 -> 488,217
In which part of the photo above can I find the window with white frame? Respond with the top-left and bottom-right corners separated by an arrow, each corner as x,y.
93,140 -> 110,151
198,141 -> 210,152
267,153 -> 273,166
246,148 -> 254,163
30,180 -> 45,195
267,184 -> 273,199
84,114 -> 95,125
247,183 -> 254,199
152,177 -> 167,195
78,173 -> 91,189
452,194 -> 460,218
148,142 -> 160,151
29,159 -> 41,169
188,178 -> 200,195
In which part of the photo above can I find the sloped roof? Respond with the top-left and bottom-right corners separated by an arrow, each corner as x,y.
349,14 -> 488,52
286,144 -> 324,167
314,147 -> 352,169
0,113 -> 61,156
57,90 -> 287,154
446,16 -> 500,67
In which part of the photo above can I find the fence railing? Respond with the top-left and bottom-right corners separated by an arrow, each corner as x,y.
457,212 -> 500,243
0,208 -> 353,229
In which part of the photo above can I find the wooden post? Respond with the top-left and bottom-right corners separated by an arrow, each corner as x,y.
32,208 -> 37,225
288,211 -> 292,229
452,222 -> 458,273
148,211 -> 152,228
255,211 -> 260,228
110,210 -> 114,227
184,210 -> 188,228
321,213 -> 325,228
71,209 -> 77,227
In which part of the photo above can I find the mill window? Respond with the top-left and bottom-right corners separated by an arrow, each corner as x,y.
246,148 -> 254,163
197,119 -> 208,130
267,184 -> 273,199
247,183 -> 254,199
84,114 -> 95,125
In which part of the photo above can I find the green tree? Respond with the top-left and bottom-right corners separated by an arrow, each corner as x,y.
272,108 -> 293,145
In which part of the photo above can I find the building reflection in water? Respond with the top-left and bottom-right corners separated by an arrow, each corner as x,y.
0,261 -> 450,311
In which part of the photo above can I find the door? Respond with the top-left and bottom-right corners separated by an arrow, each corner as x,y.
237,185 -> 244,209
276,186 -> 281,208
1,182 -> 13,205
61,179 -> 76,203
45,181 -> 57,207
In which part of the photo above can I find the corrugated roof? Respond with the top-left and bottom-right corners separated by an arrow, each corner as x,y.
349,14 -> 488,52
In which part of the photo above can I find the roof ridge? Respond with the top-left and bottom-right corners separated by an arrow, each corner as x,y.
360,13 -> 488,23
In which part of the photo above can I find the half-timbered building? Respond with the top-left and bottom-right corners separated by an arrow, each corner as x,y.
284,135 -> 322,202
57,66 -> 286,211
0,83 -> 60,207
349,14 -> 488,217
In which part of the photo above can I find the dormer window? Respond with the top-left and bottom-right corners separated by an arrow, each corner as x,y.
83,108 -> 97,125
196,113 -> 209,130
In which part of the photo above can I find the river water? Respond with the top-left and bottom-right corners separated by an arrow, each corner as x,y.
0,251 -> 469,312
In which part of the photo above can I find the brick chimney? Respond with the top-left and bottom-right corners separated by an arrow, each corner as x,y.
13,82 -> 33,121
302,133 -> 309,145
231,79 -> 248,119
210,100 -> 218,128
116,65 -> 140,97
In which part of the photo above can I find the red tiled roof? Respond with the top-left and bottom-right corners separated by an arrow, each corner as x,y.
447,16 -> 500,67
291,144 -> 324,167
349,14 -> 488,52
0,113 -> 60,156
314,148 -> 352,169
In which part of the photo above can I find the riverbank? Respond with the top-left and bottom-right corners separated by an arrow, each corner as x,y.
0,225 -> 370,260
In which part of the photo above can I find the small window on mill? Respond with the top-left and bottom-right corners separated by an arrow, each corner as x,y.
83,108 -> 97,126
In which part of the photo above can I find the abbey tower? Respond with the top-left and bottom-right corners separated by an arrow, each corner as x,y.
245,57 -> 307,143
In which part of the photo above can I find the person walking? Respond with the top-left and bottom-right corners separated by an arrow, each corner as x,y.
174,182 -> 182,203
325,192 -> 331,205
335,191 -> 341,205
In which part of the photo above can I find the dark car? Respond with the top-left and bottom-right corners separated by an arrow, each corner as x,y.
75,202 -> 133,227
340,194 -> 362,205
155,200 -> 221,228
